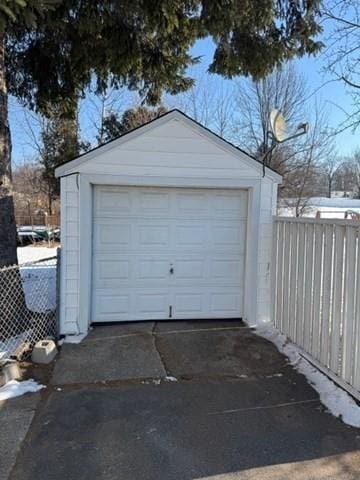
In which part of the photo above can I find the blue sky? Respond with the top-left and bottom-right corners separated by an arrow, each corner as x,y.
10,32 -> 359,166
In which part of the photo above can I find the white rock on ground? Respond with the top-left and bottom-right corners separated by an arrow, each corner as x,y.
256,325 -> 360,428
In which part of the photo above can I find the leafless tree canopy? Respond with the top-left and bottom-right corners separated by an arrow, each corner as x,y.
322,1 -> 360,130
169,73 -> 235,140
233,64 -> 334,216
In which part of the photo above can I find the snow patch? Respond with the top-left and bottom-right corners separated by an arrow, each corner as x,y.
278,197 -> 360,219
17,246 -> 58,265
0,379 -> 45,401
257,325 -> 360,428
307,197 -> 360,208
20,265 -> 56,312
0,329 -> 33,360
165,375 -> 177,382
63,333 -> 88,344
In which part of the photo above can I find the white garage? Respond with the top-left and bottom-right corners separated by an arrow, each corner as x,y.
56,110 -> 281,336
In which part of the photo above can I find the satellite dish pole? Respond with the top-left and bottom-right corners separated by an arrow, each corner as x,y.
262,109 -> 309,176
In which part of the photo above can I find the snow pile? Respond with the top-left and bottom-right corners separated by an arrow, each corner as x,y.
278,197 -> 360,219
0,379 -> 45,401
308,197 -> 360,208
257,325 -> 360,428
17,246 -> 58,265
0,329 -> 33,359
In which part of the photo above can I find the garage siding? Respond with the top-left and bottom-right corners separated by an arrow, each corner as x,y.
73,119 -> 260,179
58,113 -> 281,334
60,175 -> 80,334
59,178 -> 276,332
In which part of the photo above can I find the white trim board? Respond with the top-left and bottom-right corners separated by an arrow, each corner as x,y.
74,176 -> 261,333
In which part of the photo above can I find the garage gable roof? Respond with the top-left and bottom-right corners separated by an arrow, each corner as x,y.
55,109 -> 282,181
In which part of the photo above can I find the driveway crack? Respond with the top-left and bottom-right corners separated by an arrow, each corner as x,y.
151,322 -> 171,378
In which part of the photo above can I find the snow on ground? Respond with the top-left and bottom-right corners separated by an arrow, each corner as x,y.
17,245 -> 58,265
0,379 -> 45,401
308,197 -> 360,208
256,325 -> 360,428
0,330 -> 33,360
15,246 -> 59,312
278,197 -> 360,219
0,248 -> 57,359
20,264 -> 56,312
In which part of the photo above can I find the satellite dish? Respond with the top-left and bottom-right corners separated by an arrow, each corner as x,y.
270,109 -> 287,142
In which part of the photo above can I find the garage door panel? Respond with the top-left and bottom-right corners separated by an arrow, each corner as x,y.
175,224 -> 207,247
175,191 -> 208,213
95,187 -> 133,214
138,190 -> 171,212
210,258 -> 244,280
172,287 -> 243,318
94,255 -> 175,287
173,259 -> 205,280
212,191 -> 248,218
139,224 -> 170,246
95,258 -> 131,281
138,259 -> 170,280
92,186 -> 247,322
94,222 -> 132,249
210,290 -> 243,314
94,288 -> 171,321
211,225 -> 244,246
174,293 -> 204,315
138,293 -> 169,314
95,293 -> 130,317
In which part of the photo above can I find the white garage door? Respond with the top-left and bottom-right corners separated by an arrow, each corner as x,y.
92,186 -> 248,322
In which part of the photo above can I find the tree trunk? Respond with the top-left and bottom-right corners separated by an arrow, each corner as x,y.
0,32 -> 18,268
0,32 -> 28,344
48,187 -> 53,216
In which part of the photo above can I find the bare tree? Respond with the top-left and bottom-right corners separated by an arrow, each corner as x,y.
170,73 -> 235,140
334,157 -> 358,195
12,163 -> 54,221
322,1 -> 360,130
281,104 -> 334,216
82,82 -> 129,145
234,64 -> 334,216
344,150 -> 360,198
319,155 -> 341,198
234,63 -> 306,167
19,106 -> 87,215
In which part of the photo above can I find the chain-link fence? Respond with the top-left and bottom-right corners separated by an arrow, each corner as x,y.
0,253 -> 59,360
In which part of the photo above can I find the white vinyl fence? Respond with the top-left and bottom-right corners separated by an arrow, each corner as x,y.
272,217 -> 360,399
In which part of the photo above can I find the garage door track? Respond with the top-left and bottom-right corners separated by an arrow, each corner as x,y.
9,321 -> 360,479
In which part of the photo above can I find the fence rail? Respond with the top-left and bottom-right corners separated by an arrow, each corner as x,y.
16,213 -> 60,228
0,252 -> 60,360
272,216 -> 360,398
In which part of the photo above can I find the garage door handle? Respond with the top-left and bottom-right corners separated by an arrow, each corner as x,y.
169,267 -> 174,275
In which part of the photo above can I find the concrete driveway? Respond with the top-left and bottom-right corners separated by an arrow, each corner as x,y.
9,321 -> 360,479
